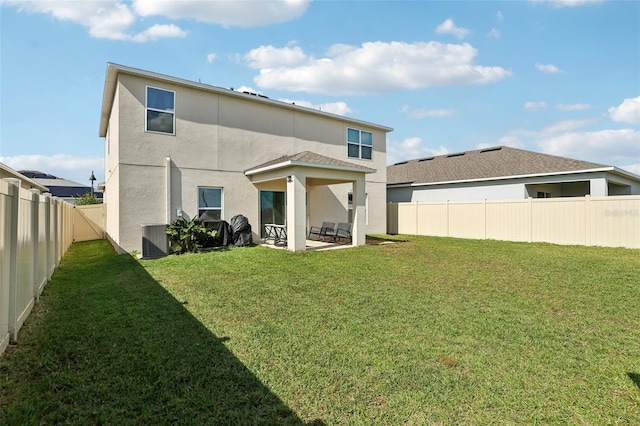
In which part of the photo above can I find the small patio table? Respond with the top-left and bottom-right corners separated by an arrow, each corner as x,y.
264,223 -> 287,246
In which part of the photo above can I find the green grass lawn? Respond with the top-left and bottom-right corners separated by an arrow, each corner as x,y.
1,237 -> 639,424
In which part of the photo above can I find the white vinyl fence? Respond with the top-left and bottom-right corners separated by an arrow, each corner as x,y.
1,178 -> 75,355
388,195 -> 640,249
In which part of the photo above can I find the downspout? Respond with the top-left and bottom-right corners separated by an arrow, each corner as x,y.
166,156 -> 171,224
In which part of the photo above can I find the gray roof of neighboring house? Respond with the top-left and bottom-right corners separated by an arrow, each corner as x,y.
245,151 -> 376,175
19,170 -> 86,188
386,146 -> 636,186
0,164 -> 48,192
100,62 -> 393,137
18,170 -> 102,198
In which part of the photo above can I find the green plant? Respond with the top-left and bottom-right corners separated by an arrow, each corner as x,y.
74,193 -> 101,205
165,217 -> 216,254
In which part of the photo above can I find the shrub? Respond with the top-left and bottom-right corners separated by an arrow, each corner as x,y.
165,217 -> 217,254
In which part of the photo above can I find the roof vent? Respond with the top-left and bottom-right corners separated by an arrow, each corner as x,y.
418,157 -> 434,162
394,161 -> 408,165
480,147 -> 502,153
446,152 -> 465,158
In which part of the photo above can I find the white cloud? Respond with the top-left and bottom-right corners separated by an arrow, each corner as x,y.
387,138 -> 450,165
435,18 -> 470,39
131,24 -> 187,43
207,53 -> 217,64
524,101 -> 547,111
487,28 -> 501,39
0,154 -> 105,186
496,11 -> 504,22
608,96 -> 640,124
542,118 -> 596,133
531,0 -> 605,8
247,41 -> 511,95
132,0 -> 310,28
556,103 -> 592,111
235,86 -> 263,95
405,107 -> 455,119
278,99 -> 352,116
245,44 -> 309,68
499,124 -> 640,169
3,0 -> 307,41
535,63 -> 563,74
536,129 -> 640,167
2,0 -> 186,42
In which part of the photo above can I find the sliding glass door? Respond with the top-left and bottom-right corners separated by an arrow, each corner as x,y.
260,191 -> 286,238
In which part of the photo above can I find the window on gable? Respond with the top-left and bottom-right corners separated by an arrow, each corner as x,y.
347,128 -> 373,160
146,86 -> 175,135
198,187 -> 222,220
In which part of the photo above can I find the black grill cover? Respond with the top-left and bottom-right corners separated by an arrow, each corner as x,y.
230,214 -> 252,247
196,212 -> 232,247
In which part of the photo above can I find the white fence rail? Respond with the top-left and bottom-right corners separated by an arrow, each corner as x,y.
387,195 -> 640,249
1,179 -> 75,355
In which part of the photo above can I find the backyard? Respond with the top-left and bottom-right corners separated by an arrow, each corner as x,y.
1,237 -> 639,424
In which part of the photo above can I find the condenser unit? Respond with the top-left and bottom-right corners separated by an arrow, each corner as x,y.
141,224 -> 168,259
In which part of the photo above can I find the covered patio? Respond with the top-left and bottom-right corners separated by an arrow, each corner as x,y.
245,151 -> 375,252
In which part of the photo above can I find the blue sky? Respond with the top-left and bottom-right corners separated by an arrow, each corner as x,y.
1,0 -> 639,186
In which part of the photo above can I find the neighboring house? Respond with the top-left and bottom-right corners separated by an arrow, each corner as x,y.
387,146 -> 640,203
18,170 -> 103,204
0,163 -> 48,192
99,63 -> 392,253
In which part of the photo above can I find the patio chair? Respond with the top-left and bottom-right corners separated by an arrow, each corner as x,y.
325,222 -> 352,243
308,221 -> 335,241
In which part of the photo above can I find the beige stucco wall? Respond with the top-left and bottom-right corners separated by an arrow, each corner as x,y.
106,73 -> 389,252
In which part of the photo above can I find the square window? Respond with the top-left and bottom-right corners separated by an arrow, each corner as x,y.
346,128 -> 373,160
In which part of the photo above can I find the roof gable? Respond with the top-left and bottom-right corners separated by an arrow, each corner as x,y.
387,146 -> 613,185
245,151 -> 375,175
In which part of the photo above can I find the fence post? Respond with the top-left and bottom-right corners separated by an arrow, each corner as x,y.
446,200 -> 450,237
585,195 -> 591,246
43,194 -> 52,280
527,197 -> 533,243
6,179 -> 20,341
30,190 -> 40,302
483,199 -> 487,240
52,198 -> 59,267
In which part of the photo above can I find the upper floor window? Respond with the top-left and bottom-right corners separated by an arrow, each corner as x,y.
146,86 -> 175,135
347,128 -> 373,160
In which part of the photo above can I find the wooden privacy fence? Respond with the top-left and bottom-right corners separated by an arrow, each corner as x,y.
388,195 -> 640,249
1,178 -> 94,355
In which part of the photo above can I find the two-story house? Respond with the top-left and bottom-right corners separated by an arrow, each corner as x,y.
99,63 -> 392,253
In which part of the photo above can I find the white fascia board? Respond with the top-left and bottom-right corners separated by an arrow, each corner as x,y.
245,160 -> 375,176
388,167 -> 620,188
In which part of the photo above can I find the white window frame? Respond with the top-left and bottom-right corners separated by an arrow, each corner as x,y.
198,187 -> 223,220
145,85 -> 176,135
346,127 -> 373,160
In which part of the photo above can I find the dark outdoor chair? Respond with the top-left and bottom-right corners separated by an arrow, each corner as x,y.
325,222 -> 352,243
308,222 -> 335,240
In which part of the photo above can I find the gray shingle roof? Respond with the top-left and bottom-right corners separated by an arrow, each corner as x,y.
387,146 -> 609,185
246,151 -> 375,174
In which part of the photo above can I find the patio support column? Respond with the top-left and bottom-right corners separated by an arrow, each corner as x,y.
286,172 -> 307,252
352,175 -> 366,247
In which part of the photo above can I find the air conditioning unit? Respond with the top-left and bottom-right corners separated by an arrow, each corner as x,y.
141,224 -> 168,259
